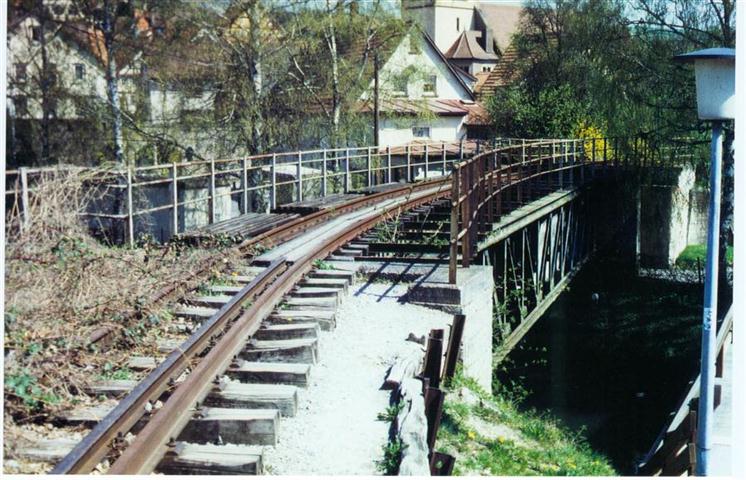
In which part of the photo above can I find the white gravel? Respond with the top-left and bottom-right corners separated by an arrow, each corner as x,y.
261,279 -> 452,475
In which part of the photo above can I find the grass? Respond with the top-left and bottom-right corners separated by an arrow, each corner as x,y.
436,372 -> 616,476
675,244 -> 733,269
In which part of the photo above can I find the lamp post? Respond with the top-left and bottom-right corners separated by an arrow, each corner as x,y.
674,47 -> 735,476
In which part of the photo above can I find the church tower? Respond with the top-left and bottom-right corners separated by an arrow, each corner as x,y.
402,0 -> 478,53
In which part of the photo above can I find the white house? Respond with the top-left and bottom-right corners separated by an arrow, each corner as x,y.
359,30 -> 489,146
403,0 -> 523,83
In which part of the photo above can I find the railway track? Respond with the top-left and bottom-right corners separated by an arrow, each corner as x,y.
44,178 -> 451,475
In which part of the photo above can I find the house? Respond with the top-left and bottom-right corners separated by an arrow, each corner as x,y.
359,29 -> 491,145
403,0 -> 523,96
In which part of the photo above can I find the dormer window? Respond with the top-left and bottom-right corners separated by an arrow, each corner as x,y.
75,64 -> 86,80
31,26 -> 42,42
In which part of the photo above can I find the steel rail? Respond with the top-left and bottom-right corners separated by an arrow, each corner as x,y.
51,259 -> 288,474
107,182 -> 451,474
52,177 -> 451,474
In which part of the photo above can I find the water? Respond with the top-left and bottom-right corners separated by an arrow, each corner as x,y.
496,258 -> 703,473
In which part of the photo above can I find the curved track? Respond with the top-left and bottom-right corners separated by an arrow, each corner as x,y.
52,178 -> 451,474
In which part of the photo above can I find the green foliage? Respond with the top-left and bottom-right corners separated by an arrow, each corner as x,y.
312,259 -> 334,270
5,370 -> 60,408
376,438 -> 406,475
98,362 -> 133,381
437,372 -> 616,476
675,244 -> 733,269
51,236 -> 92,264
488,83 -> 585,138
377,400 -> 404,422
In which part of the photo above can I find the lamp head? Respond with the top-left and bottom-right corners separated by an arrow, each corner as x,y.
674,48 -> 735,121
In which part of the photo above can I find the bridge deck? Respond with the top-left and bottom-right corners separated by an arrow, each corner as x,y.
710,331 -> 733,476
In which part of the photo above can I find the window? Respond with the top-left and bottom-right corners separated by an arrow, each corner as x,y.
15,63 -> 27,82
15,96 -> 28,116
408,37 -> 420,55
412,126 -> 431,138
31,26 -> 42,42
52,5 -> 64,15
47,98 -> 57,118
75,63 -> 86,80
47,63 -> 57,86
392,74 -> 408,96
482,66 -> 491,72
423,75 -> 437,95
456,18 -> 460,31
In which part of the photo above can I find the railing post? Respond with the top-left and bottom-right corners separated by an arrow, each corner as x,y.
442,142 -> 447,175
322,149 -> 328,197
449,165 -> 460,284
270,153 -> 277,209
126,167 -> 134,247
424,143 -> 429,179
459,138 -> 464,161
297,152 -> 303,202
19,167 -> 30,231
241,157 -> 249,214
209,158 -> 216,224
345,148 -> 351,192
367,146 -> 373,187
406,144 -> 412,182
386,146 -> 392,183
172,163 -> 178,236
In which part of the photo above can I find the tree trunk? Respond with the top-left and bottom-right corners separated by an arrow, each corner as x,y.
37,1 -> 51,164
103,0 -> 125,165
326,0 -> 341,147
718,126 -> 734,310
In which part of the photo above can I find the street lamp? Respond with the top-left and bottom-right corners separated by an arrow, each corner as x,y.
673,47 -> 735,476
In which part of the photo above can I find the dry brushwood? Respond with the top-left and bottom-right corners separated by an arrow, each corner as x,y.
3,169 -> 241,420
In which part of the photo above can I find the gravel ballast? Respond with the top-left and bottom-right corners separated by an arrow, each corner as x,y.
261,279 -> 451,475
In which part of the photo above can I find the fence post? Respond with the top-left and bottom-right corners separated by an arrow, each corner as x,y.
126,167 -> 134,247
449,166 -> 460,284
424,143 -> 429,179
321,149 -> 328,197
19,167 -> 30,231
209,158 -> 216,224
406,144 -> 412,182
271,153 -> 277,210
386,146 -> 392,183
242,157 -> 249,214
367,146 -> 373,187
345,148 -> 351,192
297,152 -> 303,202
442,142 -> 447,175
172,163 -> 178,236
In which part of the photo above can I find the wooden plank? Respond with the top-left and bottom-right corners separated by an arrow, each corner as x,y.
443,314 -> 465,382
158,442 -> 263,475
240,338 -> 319,364
206,382 -> 299,417
227,361 -> 311,386
16,437 -> 80,463
255,322 -> 320,340
178,407 -> 279,445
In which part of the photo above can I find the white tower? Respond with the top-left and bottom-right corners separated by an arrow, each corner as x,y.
402,0 -> 477,53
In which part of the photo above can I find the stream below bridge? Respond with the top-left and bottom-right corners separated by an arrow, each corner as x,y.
495,256 -> 703,474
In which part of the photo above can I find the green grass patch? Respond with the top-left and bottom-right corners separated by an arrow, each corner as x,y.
675,244 -> 733,269
436,371 -> 616,476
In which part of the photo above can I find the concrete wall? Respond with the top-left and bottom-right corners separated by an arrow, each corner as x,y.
638,165 -> 707,268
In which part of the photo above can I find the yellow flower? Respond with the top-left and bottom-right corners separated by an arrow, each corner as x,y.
497,436 -> 505,443
231,272 -> 238,277
467,430 -> 476,440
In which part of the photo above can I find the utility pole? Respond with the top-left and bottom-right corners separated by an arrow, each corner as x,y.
373,51 -> 380,146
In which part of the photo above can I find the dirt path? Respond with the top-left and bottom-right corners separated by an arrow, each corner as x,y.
261,279 -> 451,475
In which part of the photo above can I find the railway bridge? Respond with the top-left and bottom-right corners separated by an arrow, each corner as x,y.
8,136 -> 724,475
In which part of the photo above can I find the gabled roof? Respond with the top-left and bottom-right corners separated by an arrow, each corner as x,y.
444,30 -> 498,61
420,30 -> 475,101
475,3 -> 522,55
357,98 -> 490,125
474,44 -> 520,101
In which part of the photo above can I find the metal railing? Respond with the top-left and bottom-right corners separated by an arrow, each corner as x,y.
5,139 -> 487,245
447,137 -> 700,283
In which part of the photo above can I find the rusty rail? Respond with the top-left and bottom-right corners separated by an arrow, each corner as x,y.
52,176 -> 451,474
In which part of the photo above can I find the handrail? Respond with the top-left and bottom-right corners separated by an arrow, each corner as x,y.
446,136 -> 693,283
637,306 -> 733,475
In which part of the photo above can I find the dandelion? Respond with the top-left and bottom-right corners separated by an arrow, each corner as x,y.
467,430 -> 476,440
497,436 -> 505,443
